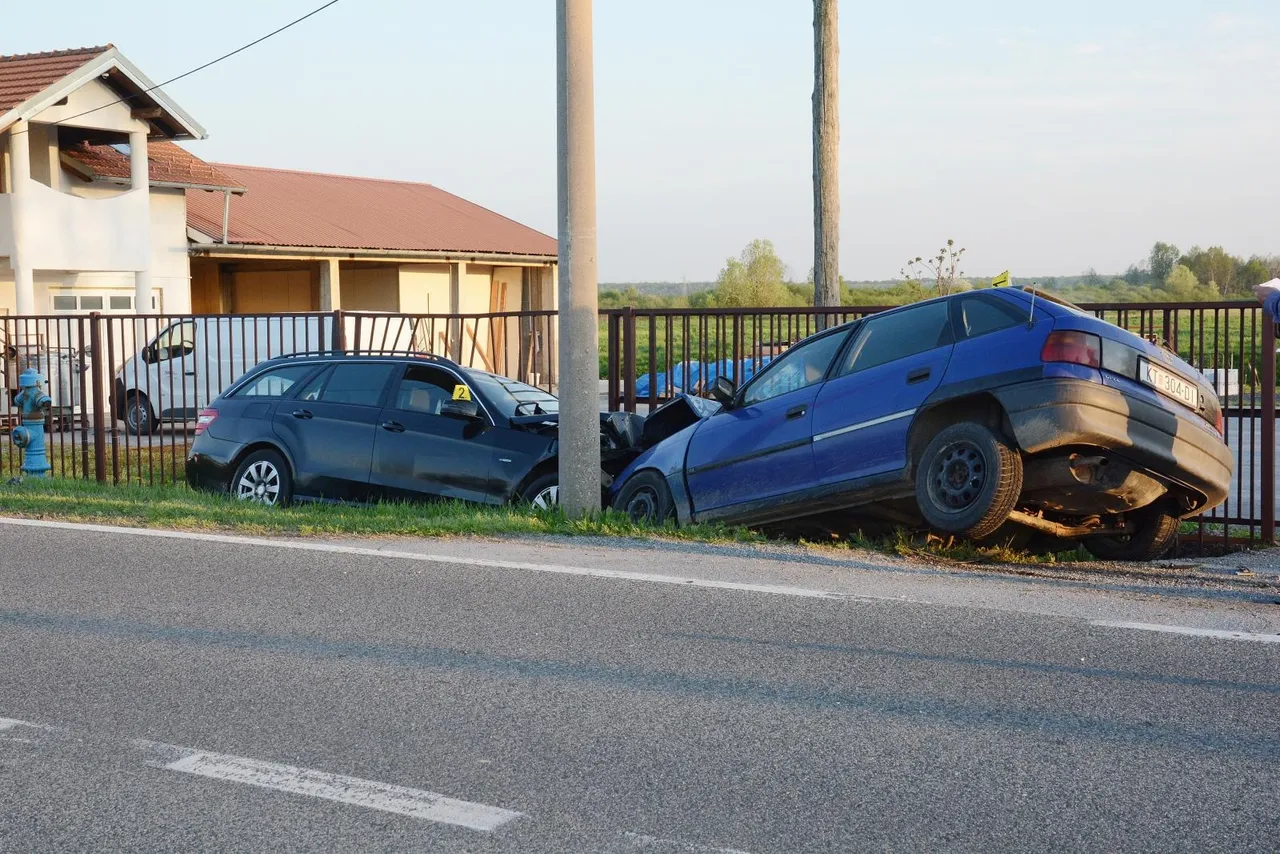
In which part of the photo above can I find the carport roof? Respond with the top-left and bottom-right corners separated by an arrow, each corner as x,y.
186,164 -> 558,258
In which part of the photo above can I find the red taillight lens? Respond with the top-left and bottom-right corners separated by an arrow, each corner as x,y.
195,408 -> 218,436
1041,331 -> 1102,368
1215,410 -> 1224,436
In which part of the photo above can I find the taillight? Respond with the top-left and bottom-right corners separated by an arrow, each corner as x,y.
1215,410 -> 1224,436
195,408 -> 218,436
1041,331 -> 1102,368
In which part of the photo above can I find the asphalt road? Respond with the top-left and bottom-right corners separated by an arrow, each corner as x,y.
1,521 -> 1278,853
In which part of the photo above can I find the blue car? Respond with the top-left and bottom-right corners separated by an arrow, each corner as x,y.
609,288 -> 1233,561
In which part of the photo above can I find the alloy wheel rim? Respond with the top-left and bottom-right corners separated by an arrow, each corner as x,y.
236,461 -> 281,505
929,440 -> 987,511
532,485 -> 559,510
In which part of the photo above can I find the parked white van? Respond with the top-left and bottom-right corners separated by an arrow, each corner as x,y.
114,315 -> 423,435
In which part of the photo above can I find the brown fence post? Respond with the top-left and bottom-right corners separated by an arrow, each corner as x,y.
332,309 -> 346,352
732,315 -> 744,385
623,306 -> 637,413
89,313 -> 108,484
1262,315 -> 1275,544
606,311 -> 620,411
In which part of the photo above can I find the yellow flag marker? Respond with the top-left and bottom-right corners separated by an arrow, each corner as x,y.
992,270 -> 1011,288
452,384 -> 472,402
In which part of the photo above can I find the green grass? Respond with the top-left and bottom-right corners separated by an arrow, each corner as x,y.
0,477 -> 1074,565
0,477 -> 764,543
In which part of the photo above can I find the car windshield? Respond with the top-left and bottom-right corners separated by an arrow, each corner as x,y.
1015,286 -> 1094,318
468,373 -> 560,418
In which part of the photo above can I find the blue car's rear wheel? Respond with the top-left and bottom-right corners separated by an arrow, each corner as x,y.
613,471 -> 675,525
916,422 -> 1022,539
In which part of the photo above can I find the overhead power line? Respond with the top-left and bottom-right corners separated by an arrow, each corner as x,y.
10,0 -> 344,134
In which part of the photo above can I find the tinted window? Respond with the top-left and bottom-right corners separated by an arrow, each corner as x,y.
293,366 -> 331,401
468,372 -> 558,418
52,295 -> 77,311
839,301 -> 953,376
319,363 -> 395,406
392,365 -> 462,415
79,296 -> 103,311
741,331 -> 848,406
237,364 -> 317,398
958,295 -> 1026,338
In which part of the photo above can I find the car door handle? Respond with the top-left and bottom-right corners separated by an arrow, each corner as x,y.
786,404 -> 808,420
184,370 -> 197,376
380,421 -> 406,433
907,367 -> 932,384
292,409 -> 313,420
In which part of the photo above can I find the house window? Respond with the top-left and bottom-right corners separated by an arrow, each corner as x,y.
52,296 -> 78,312
110,296 -> 132,311
79,296 -> 104,311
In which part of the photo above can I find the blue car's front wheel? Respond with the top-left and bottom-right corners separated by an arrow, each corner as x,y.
614,471 -> 675,525
916,422 -> 1023,540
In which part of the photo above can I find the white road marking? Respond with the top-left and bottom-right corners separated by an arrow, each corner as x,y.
0,718 -> 29,732
142,743 -> 523,831
1093,620 -> 1280,645
622,831 -> 755,853
0,516 -> 880,603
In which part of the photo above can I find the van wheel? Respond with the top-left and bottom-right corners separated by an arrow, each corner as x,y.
613,471 -> 675,525
1084,507 -> 1180,562
915,422 -> 1023,540
124,392 -> 158,436
231,450 -> 293,507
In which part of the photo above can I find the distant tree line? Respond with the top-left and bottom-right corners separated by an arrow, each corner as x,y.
599,239 -> 1280,310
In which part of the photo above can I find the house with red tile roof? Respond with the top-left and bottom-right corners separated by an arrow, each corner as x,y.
2,45 -> 559,377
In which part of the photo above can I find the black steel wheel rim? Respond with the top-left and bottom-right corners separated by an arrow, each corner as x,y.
929,440 -> 987,512
625,487 -> 659,522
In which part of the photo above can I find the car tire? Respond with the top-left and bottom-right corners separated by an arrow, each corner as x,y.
124,392 -> 158,437
521,473 -> 561,511
613,471 -> 675,525
1083,507 -> 1180,562
231,449 -> 293,507
915,422 -> 1023,540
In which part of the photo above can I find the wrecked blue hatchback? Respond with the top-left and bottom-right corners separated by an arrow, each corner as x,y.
608,288 -> 1232,561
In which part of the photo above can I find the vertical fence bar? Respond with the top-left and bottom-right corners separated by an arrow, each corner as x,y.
606,311 -> 619,411
1262,316 -> 1275,544
647,313 -> 657,411
89,314 -> 106,483
623,306 -> 637,413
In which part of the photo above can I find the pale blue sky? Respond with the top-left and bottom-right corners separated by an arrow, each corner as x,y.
7,1 -> 1278,281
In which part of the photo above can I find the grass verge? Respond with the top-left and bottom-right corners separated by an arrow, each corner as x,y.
0,477 -> 762,543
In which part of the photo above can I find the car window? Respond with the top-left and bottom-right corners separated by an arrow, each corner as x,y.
838,301 -> 953,376
150,320 -> 197,363
293,366 -> 330,401
958,294 -> 1027,338
468,372 -> 559,418
741,331 -> 848,407
317,363 -> 395,407
236,364 -> 317,398
392,365 -> 461,415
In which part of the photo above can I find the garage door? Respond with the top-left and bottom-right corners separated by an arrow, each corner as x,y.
231,270 -> 314,313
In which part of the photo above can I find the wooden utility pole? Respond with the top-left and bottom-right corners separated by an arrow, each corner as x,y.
813,0 -> 840,323
556,0 -> 601,515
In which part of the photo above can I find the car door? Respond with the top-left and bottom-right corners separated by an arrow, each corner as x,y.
370,364 -> 498,504
811,299 -> 956,485
271,361 -> 396,500
685,328 -> 850,515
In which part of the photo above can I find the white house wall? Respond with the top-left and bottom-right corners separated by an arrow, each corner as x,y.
33,79 -> 150,136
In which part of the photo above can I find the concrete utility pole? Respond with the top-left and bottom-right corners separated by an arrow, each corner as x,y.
813,0 -> 840,324
556,0 -> 601,515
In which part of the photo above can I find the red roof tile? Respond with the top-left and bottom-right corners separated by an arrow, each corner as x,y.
0,46 -> 112,114
186,164 -> 557,257
64,141 -> 245,191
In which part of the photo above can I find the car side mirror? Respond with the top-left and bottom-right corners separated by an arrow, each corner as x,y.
441,398 -> 481,420
712,375 -> 736,407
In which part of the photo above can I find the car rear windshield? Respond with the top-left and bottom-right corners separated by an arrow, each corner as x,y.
468,373 -> 559,418
1016,286 -> 1094,318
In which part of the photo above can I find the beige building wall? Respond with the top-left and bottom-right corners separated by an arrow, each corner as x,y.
340,265 -> 399,311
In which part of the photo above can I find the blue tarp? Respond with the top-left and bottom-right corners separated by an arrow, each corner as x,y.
633,356 -> 774,398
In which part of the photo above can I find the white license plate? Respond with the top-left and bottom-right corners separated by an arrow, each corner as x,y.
1140,359 -> 1199,409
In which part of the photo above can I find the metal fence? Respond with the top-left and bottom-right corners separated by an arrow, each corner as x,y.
1,300 -> 1274,549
